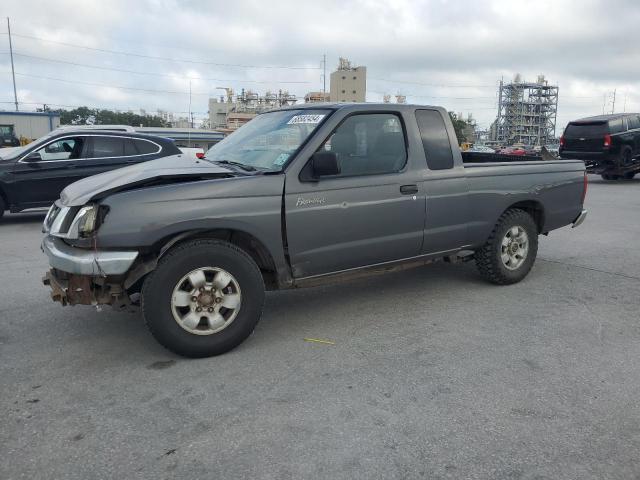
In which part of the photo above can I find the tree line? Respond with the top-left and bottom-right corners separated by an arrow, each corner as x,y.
52,107 -> 170,127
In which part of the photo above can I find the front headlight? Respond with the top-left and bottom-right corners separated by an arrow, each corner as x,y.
49,204 -> 103,240
75,205 -> 98,238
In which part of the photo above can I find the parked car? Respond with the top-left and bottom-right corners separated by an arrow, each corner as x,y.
559,113 -> 640,180
0,128 -> 181,218
545,144 -> 560,156
42,103 -> 587,357
1,124 -> 21,147
498,146 -> 526,156
467,144 -> 495,153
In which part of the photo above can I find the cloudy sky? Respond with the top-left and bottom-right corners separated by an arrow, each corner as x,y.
1,0 -> 639,132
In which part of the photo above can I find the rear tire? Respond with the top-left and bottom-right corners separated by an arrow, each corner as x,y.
475,209 -> 538,285
623,172 -> 636,180
0,196 -> 5,220
142,239 -> 265,358
620,147 -> 633,167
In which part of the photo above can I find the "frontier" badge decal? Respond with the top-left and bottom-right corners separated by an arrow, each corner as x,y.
296,196 -> 326,207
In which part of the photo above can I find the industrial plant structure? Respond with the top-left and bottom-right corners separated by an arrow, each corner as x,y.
491,75 -> 559,146
209,88 -> 298,131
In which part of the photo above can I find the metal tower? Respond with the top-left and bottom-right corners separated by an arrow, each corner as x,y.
494,75 -> 558,146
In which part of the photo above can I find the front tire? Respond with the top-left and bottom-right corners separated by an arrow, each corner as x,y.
142,239 -> 265,358
0,196 -> 5,220
601,173 -> 620,181
475,209 -> 539,285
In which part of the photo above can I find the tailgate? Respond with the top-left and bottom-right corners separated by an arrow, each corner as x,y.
563,121 -> 607,152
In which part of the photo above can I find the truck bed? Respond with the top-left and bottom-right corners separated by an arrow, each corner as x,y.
461,151 -> 546,163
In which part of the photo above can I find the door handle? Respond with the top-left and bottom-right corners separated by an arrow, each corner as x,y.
400,184 -> 418,195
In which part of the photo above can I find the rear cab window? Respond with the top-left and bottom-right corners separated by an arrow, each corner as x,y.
564,122 -> 608,138
415,109 -> 454,170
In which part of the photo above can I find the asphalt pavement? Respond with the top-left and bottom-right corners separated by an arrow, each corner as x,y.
1,176 -> 640,479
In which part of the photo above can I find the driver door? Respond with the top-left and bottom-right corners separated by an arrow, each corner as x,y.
284,112 -> 426,278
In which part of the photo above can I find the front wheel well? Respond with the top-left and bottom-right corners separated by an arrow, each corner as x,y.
503,201 -> 545,233
153,229 -> 278,289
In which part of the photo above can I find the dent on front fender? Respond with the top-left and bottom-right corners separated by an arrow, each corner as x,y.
91,174 -> 291,285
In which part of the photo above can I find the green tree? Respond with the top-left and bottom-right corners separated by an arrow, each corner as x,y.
56,107 -> 169,127
448,111 -> 471,145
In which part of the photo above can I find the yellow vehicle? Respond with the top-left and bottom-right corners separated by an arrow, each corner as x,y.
460,142 -> 473,151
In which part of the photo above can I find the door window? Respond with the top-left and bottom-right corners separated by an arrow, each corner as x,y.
90,136 -> 127,158
133,138 -> 160,154
320,113 -> 407,176
415,110 -> 454,170
609,118 -> 624,134
627,115 -> 640,130
36,137 -> 85,161
124,139 -> 138,156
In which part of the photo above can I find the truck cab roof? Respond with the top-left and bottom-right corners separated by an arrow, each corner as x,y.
573,113 -> 640,123
272,102 -> 444,113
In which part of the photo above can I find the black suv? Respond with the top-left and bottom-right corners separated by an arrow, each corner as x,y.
0,128 -> 181,218
559,113 -> 640,180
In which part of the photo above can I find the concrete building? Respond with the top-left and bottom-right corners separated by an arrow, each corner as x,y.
329,58 -> 367,103
0,110 -> 60,141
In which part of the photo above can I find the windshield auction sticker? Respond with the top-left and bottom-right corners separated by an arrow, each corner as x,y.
287,114 -> 326,125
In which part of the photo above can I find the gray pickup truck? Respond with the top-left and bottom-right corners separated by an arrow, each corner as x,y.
42,104 -> 588,357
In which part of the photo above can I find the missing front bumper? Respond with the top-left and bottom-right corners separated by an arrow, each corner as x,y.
43,269 -> 134,309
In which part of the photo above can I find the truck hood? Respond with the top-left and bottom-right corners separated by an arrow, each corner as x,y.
60,154 -> 235,206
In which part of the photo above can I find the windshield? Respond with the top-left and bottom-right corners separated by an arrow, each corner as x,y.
204,109 -> 331,171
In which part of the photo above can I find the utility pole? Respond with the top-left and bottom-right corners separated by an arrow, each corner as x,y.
187,80 -> 192,145
611,88 -> 616,114
7,17 -> 18,111
322,54 -> 326,94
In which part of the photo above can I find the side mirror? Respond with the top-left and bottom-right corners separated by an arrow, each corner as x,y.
24,152 -> 42,163
311,151 -> 340,178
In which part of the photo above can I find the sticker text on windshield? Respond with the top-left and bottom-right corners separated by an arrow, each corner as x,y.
287,114 -> 326,125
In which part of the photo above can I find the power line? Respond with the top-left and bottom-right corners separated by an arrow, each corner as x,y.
369,76 -> 496,88
369,89 -> 496,100
0,100 -> 209,114
0,32 -> 321,70
2,70 -> 215,95
0,51 -> 313,84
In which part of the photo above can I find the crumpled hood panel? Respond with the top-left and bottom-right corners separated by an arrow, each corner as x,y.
60,154 -> 234,206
